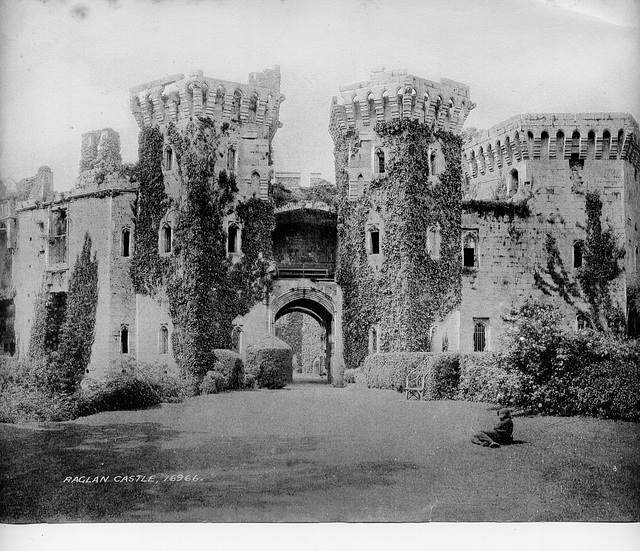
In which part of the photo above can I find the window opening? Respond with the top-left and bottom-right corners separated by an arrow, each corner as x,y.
375,149 -> 385,174
162,225 -> 172,254
228,224 -> 239,254
573,241 -> 583,268
473,321 -> 487,352
122,228 -> 130,257
159,325 -> 169,354
120,326 -> 129,354
370,229 -> 380,255
164,146 -> 173,170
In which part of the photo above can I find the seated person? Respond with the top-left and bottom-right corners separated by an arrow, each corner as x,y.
471,408 -> 513,448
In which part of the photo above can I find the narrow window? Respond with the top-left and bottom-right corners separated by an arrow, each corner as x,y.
251,172 -> 261,187
374,149 -> 385,174
571,131 -> 581,160
576,314 -> 588,331
159,325 -> 169,354
427,225 -> 441,259
509,169 -> 519,197
473,321 -> 487,352
429,326 -> 437,351
463,231 -> 478,268
382,91 -> 390,118
430,149 -> 438,175
121,228 -> 131,257
369,326 -> 379,354
120,325 -> 129,354
369,228 -> 380,255
573,240 -> 583,268
227,147 -> 236,174
164,146 -> 173,171
423,93 -> 430,122
162,225 -> 172,254
231,325 -> 243,354
227,224 -> 240,254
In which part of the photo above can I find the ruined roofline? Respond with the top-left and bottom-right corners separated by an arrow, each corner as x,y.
465,112 -> 639,149
330,68 -> 474,137
130,66 -> 284,130
338,67 -> 470,98
462,112 -> 640,178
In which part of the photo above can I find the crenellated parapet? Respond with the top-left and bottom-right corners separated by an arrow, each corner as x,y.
463,113 -> 640,181
329,67 -> 474,139
129,67 -> 285,138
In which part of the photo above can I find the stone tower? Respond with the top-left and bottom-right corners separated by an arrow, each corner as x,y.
329,68 -> 474,369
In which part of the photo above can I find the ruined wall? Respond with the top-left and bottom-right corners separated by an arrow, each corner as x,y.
459,113 -> 639,350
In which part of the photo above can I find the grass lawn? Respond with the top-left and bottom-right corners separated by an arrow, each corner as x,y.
1,376 -> 639,522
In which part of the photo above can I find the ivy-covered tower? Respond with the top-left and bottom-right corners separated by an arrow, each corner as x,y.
329,68 -> 475,369
128,68 -> 285,380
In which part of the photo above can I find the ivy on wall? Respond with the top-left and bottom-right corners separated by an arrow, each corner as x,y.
129,126 -> 172,295
53,233 -> 99,393
131,117 -> 276,381
462,199 -> 531,220
335,120 -> 462,369
534,191 -> 626,333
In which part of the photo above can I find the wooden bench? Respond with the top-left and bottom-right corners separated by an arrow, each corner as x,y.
405,366 -> 427,400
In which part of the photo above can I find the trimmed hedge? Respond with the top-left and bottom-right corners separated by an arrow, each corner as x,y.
358,352 -> 460,399
245,333 -> 292,390
210,349 -> 244,391
75,373 -> 161,416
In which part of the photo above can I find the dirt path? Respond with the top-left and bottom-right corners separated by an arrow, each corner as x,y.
1,375 -> 639,522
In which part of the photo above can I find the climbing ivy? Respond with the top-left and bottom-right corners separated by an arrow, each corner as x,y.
131,117 -> 276,381
462,199 -> 531,220
534,191 -> 625,334
336,119 -> 462,369
129,126 -> 172,295
53,233 -> 99,393
577,192 -> 626,332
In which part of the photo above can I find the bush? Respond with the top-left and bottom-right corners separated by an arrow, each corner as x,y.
359,352 -> 459,397
457,352 -> 523,405
114,359 -> 193,402
245,333 -> 292,390
199,371 -> 226,395
427,353 -> 461,400
75,372 -> 161,416
501,299 -> 640,420
343,368 -> 357,384
210,349 -> 244,391
359,352 -> 431,391
0,357 -> 79,423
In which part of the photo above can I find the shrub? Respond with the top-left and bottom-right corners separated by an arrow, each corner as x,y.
359,352 -> 433,392
457,352 -> 523,405
245,333 -> 292,390
501,299 -> 640,420
343,368 -> 357,384
210,349 -> 244,391
75,373 -> 161,417
114,359 -> 193,402
427,353 -> 461,399
199,371 -> 226,395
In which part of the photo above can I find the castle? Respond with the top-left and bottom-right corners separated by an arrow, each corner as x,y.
1,66 -> 638,383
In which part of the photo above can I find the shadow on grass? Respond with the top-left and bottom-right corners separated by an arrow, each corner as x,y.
0,422 -> 419,522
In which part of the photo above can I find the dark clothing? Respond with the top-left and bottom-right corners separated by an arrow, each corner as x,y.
491,418 -> 513,444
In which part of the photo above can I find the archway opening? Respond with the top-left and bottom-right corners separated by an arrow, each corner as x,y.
273,294 -> 334,384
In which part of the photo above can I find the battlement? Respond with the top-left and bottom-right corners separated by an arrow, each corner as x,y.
130,67 -> 285,131
330,68 -> 475,137
463,113 -> 640,179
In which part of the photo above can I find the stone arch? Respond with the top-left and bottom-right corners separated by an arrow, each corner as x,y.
271,287 -> 336,381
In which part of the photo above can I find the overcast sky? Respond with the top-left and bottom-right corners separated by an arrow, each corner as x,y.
0,0 -> 638,190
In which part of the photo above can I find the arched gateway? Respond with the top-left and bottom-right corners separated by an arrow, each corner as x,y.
269,285 -> 337,381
